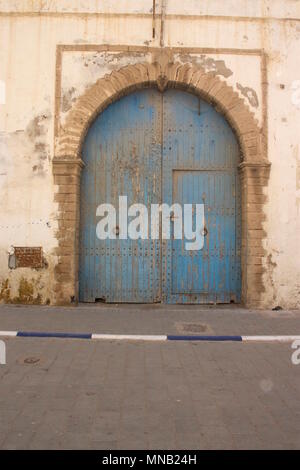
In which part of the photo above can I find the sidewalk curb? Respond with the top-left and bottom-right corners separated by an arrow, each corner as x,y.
0,331 -> 300,342
167,335 -> 242,341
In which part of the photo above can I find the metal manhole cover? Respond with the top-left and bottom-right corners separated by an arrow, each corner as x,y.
182,323 -> 207,333
24,357 -> 40,364
175,322 -> 213,334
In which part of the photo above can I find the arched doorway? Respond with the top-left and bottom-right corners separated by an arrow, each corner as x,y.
79,88 -> 241,303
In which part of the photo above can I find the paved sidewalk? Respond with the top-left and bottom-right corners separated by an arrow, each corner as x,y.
0,304 -> 299,449
0,303 -> 299,336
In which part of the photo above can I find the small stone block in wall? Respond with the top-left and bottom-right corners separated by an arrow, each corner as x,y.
14,247 -> 43,268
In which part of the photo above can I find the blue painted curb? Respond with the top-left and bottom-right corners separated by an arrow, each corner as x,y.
167,335 -> 243,341
17,331 -> 92,339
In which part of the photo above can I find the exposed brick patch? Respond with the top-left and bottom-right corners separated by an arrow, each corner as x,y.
14,247 -> 43,269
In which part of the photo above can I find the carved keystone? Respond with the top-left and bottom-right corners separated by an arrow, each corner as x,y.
157,74 -> 168,92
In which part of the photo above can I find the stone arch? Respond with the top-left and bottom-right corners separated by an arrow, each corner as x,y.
53,61 -> 270,307
55,61 -> 263,163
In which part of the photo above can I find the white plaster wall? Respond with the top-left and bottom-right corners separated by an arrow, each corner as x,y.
261,19 -> 300,307
0,0 -> 299,307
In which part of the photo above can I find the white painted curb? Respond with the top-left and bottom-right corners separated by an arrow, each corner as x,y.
242,335 -> 300,343
91,334 -> 167,341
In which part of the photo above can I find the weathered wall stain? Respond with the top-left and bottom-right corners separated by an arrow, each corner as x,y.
0,112 -> 52,188
15,278 -> 42,304
178,53 -> 233,78
26,112 -> 51,176
26,114 -> 48,139
61,86 -> 76,113
0,279 -> 10,303
0,277 -> 42,304
80,51 -> 147,70
266,253 -> 277,303
236,83 -> 259,108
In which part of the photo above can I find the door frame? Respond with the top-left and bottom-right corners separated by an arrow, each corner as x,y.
53,59 -> 270,307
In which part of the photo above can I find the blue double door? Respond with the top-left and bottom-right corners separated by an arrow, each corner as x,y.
79,89 -> 241,303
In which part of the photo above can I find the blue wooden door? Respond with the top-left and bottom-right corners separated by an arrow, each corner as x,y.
162,90 -> 241,303
79,89 -> 162,302
79,88 -> 241,303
